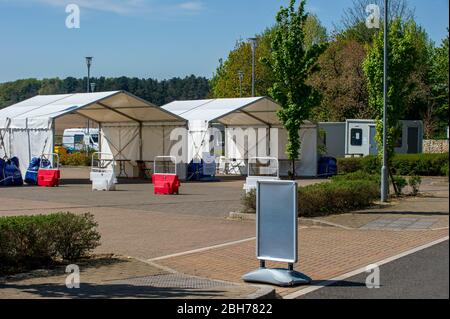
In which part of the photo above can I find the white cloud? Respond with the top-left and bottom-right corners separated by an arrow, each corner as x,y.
177,1 -> 204,12
36,0 -> 146,15
1,0 -> 205,16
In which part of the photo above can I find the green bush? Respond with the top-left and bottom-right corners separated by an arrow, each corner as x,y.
408,175 -> 422,196
442,163 -> 449,177
241,189 -> 257,214
392,176 -> 407,195
0,213 -> 101,275
240,174 -> 380,218
60,152 -> 91,167
298,179 -> 380,217
337,153 -> 449,176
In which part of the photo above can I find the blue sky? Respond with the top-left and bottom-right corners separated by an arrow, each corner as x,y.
0,0 -> 448,83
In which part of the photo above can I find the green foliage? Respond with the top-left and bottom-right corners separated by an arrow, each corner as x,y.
265,0 -> 327,172
0,213 -> 101,275
240,189 -> 257,214
59,152 -> 91,167
337,156 -> 380,174
337,153 -> 449,176
298,178 -> 380,217
210,29 -> 275,98
392,175 -> 407,194
240,173 -> 380,217
427,34 -> 449,138
408,175 -> 422,196
0,75 -> 210,109
310,38 -> 372,121
363,19 -> 421,163
210,14 -> 327,99
441,163 -> 449,177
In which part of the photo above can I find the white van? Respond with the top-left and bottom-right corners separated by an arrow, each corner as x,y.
62,128 -> 99,152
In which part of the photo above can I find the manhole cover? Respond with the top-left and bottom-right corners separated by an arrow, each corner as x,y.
111,274 -> 234,289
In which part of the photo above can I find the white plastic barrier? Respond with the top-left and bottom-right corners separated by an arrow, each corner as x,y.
243,157 -> 280,193
90,152 -> 117,191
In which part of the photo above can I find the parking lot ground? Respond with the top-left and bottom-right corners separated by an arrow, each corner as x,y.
0,169 -> 448,299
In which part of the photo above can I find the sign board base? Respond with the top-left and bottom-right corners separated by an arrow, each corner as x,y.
242,268 -> 311,287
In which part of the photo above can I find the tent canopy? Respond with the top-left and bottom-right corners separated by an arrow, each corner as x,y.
0,91 -> 185,129
0,91 -> 187,178
162,97 -> 281,126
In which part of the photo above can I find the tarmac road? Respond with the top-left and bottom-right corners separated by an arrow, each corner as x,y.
299,240 -> 449,299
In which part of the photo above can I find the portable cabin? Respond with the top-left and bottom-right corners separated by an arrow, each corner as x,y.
345,119 -> 423,157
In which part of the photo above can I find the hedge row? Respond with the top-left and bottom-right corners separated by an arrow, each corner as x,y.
59,152 -> 91,166
337,153 -> 449,176
241,172 -> 380,217
0,213 -> 101,275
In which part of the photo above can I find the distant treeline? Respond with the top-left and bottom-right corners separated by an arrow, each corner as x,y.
0,75 -> 210,108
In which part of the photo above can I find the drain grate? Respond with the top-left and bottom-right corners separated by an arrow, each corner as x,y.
111,274 -> 235,289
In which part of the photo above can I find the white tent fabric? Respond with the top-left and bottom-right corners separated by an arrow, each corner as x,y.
0,91 -> 186,176
162,97 -> 318,177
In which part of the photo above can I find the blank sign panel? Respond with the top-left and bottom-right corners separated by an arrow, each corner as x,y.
256,181 -> 298,263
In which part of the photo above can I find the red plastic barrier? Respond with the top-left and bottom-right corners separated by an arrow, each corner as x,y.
152,174 -> 180,195
37,169 -> 60,187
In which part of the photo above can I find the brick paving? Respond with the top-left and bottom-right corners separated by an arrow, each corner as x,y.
156,228 -> 449,297
0,170 -> 448,299
0,257 -> 262,299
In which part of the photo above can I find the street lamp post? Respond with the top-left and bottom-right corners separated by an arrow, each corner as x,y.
248,38 -> 257,97
238,70 -> 244,97
85,57 -> 93,154
85,57 -> 93,93
381,0 -> 389,202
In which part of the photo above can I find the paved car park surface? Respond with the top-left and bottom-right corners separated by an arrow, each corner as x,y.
0,168 -> 448,299
298,240 -> 449,299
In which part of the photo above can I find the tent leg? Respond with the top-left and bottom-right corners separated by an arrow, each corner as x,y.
139,123 -> 143,161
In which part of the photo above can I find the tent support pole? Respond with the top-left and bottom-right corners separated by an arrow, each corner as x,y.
139,123 -> 143,161
99,123 -> 102,154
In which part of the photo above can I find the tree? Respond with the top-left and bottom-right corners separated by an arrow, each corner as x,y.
0,76 -> 211,108
337,0 -> 414,44
265,0 -> 327,178
309,38 -> 372,121
363,18 -> 419,164
210,29 -> 276,98
429,33 -> 449,138
210,15 -> 327,98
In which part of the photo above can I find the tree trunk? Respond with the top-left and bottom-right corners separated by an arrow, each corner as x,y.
292,159 -> 296,181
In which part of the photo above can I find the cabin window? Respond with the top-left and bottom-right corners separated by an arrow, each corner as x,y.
351,129 -> 363,146
74,134 -> 84,144
91,134 -> 99,143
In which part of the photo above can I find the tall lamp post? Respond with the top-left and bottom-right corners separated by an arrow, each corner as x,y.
381,0 -> 389,202
85,57 -> 93,93
85,57 -> 93,154
248,38 -> 257,97
237,70 -> 244,97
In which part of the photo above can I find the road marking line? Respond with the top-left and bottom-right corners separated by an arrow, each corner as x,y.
284,235 -> 449,299
147,237 -> 256,262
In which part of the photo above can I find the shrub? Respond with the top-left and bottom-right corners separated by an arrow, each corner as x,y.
240,174 -> 380,218
337,153 -> 449,176
241,189 -> 256,214
441,162 -> 449,177
298,179 -> 380,217
408,175 -> 422,196
60,152 -> 91,167
0,213 -> 101,275
392,176 -> 407,195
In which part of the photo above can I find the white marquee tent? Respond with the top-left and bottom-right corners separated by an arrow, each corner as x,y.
162,97 -> 318,177
0,91 -> 186,177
